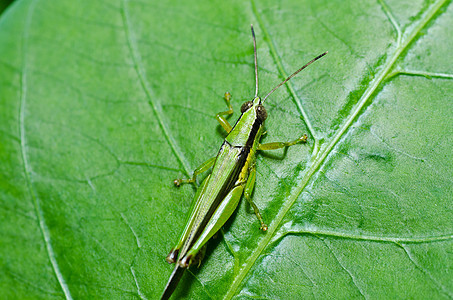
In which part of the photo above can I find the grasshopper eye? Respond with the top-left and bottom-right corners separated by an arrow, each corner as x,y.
256,105 -> 267,122
241,101 -> 253,113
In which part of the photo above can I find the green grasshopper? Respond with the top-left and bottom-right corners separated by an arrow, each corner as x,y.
161,25 -> 327,299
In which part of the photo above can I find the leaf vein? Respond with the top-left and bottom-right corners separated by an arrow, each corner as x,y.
121,213 -> 142,249
377,0 -> 402,46
276,229 -> 453,244
389,69 -> 453,80
130,266 -> 147,300
19,1 -> 72,299
322,239 -> 367,299
401,244 -> 453,297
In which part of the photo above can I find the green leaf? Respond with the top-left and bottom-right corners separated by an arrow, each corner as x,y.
0,0 -> 452,299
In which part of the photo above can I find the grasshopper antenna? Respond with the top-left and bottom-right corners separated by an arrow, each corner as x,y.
251,24 -> 259,98
262,51 -> 328,103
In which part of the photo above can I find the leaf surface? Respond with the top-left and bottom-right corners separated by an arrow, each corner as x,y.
0,0 -> 452,299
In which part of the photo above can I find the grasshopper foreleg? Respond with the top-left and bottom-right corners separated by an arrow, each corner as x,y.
258,133 -> 308,151
244,167 -> 268,231
174,157 -> 216,187
216,92 -> 234,133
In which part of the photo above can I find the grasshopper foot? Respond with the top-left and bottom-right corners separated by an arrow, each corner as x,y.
299,134 -> 308,143
173,178 -> 196,187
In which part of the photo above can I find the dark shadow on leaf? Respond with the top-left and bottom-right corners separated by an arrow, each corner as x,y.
172,270 -> 194,299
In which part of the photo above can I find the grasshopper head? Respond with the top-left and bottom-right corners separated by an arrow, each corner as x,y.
240,97 -> 267,123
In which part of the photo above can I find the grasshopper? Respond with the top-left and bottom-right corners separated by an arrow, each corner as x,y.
161,25 -> 327,299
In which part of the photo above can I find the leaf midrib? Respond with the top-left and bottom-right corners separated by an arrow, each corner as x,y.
223,0 -> 449,298
18,0 -> 73,299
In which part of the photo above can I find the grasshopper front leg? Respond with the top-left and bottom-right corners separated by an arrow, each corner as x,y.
174,156 -> 216,187
216,92 -> 234,133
